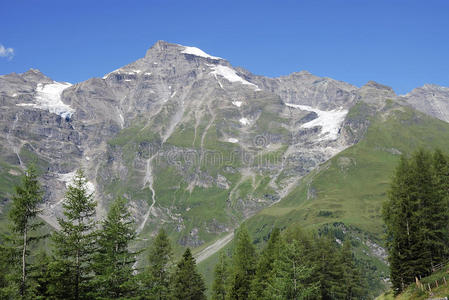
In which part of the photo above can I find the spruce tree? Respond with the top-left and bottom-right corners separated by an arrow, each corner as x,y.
432,149 -> 449,259
250,228 -> 280,299
93,196 -> 137,298
50,169 -> 97,300
29,251 -> 52,299
145,228 -> 173,299
383,155 -> 416,292
8,165 -> 44,298
383,150 -> 449,293
172,248 -> 206,300
264,239 -> 318,300
212,252 -> 229,300
314,235 -> 344,299
339,239 -> 364,299
228,225 -> 257,300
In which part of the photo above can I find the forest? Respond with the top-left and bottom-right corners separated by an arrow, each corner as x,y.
0,167 -> 366,299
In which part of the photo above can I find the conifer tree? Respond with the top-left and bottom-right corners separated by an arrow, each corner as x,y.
172,248 -> 206,300
145,228 -> 173,299
432,149 -> 449,258
264,239 -> 318,300
383,155 -> 416,292
250,228 -> 280,299
228,225 -> 257,300
212,252 -> 229,300
29,251 -> 52,299
339,239 -> 364,299
50,169 -> 97,300
383,150 -> 449,293
314,235 -> 344,299
8,165 -> 44,298
93,196 -> 137,298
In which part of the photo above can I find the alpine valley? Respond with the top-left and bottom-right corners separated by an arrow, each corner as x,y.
2,41 -> 449,296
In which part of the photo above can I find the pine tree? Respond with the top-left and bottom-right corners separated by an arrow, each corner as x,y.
212,252 -> 229,300
383,155 -> 416,292
339,239 -> 365,299
432,149 -> 449,259
383,150 -> 449,293
93,196 -> 137,298
314,235 -> 344,299
264,238 -> 318,300
172,248 -> 206,300
0,234 -> 21,299
228,225 -> 257,300
29,251 -> 52,299
8,165 -> 44,298
50,169 -> 97,300
250,228 -> 280,299
145,228 -> 173,299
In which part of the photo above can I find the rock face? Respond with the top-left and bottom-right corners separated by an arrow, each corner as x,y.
400,84 -> 449,123
1,41 -> 448,248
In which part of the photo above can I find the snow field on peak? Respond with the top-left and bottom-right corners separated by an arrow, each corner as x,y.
181,46 -> 222,60
285,103 -> 348,141
17,82 -> 74,119
209,65 -> 260,91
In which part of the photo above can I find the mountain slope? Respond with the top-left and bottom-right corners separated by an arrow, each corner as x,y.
2,41 -> 449,296
196,100 -> 449,296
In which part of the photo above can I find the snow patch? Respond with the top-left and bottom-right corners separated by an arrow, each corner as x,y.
16,82 -> 74,119
57,171 -> 95,195
209,65 -> 260,91
227,138 -> 239,143
144,72 -> 152,76
170,91 -> 177,98
239,117 -> 250,126
118,113 -> 124,128
12,93 -> 17,97
181,46 -> 221,60
232,101 -> 242,107
285,103 -> 348,141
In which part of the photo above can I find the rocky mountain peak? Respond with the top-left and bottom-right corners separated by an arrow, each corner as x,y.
362,80 -> 395,93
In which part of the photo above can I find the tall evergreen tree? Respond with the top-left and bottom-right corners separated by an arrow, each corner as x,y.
93,196 -> 137,298
431,149 -> 449,259
264,239 -> 318,300
50,169 -> 97,300
314,235 -> 345,300
145,228 -> 173,300
228,225 -> 257,300
339,239 -> 365,300
212,252 -> 229,300
383,155 -> 416,292
171,248 -> 206,300
250,228 -> 280,299
8,165 -> 44,298
383,150 -> 449,293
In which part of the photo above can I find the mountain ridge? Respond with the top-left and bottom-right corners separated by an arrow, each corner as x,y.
1,42 -> 449,280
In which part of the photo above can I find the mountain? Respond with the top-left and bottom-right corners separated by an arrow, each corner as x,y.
1,41 -> 449,295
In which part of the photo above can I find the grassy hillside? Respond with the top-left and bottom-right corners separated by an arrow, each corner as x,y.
199,103 -> 449,297
377,263 -> 449,300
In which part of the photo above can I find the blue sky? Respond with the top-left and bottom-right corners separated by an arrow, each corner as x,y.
0,0 -> 448,94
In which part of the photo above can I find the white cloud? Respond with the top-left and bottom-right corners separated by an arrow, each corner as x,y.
0,44 -> 14,60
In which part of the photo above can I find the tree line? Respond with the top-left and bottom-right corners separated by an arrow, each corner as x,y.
383,149 -> 449,294
0,168 -> 205,299
0,166 -> 366,299
211,225 -> 366,300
